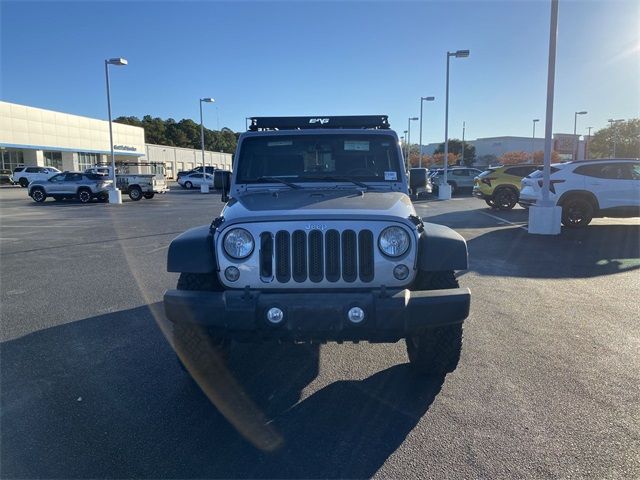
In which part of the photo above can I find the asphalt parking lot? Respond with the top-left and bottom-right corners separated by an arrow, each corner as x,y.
1,185 -> 639,479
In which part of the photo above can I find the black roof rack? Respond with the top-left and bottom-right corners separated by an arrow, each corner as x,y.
248,115 -> 390,131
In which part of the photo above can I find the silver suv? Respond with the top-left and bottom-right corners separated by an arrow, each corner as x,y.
28,172 -> 113,203
164,116 -> 471,376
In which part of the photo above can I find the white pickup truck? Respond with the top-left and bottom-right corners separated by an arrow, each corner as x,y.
85,162 -> 169,200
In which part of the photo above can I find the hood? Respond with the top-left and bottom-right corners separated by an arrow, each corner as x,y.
221,189 -> 415,223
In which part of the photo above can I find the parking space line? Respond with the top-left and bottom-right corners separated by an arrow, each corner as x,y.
477,210 -> 528,231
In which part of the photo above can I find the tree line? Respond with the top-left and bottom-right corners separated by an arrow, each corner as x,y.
114,115 -> 239,154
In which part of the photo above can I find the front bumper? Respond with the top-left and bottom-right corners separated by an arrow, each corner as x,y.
164,288 -> 471,342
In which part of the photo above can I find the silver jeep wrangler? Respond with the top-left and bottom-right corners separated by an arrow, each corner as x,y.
164,116 -> 470,376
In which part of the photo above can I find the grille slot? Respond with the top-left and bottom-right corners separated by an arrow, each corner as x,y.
308,230 -> 324,282
275,231 -> 291,282
292,230 -> 307,282
325,229 -> 341,282
341,230 -> 358,282
260,232 -> 273,278
358,230 -> 374,282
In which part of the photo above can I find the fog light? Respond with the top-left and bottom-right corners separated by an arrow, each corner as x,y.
266,307 -> 284,325
393,264 -> 410,280
224,266 -> 240,282
347,307 -> 365,324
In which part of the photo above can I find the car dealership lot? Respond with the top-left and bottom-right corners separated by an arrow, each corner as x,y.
1,187 -> 638,479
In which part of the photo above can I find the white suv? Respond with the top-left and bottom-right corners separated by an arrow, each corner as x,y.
519,159 -> 640,227
13,166 -> 61,188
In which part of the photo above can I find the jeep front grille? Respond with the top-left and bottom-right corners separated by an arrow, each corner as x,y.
266,228 -> 375,284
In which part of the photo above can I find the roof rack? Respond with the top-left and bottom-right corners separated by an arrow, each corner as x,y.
247,115 -> 390,131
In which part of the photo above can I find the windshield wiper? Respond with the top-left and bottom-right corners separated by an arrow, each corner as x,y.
255,176 -> 301,189
300,176 -> 373,190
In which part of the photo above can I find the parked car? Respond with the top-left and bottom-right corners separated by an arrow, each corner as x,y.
28,172 -> 113,203
85,164 -> 169,200
164,115 -> 471,377
473,164 -> 541,210
13,166 -> 61,187
432,167 -> 484,194
0,169 -> 15,185
408,168 -> 433,199
519,159 -> 640,227
177,172 -> 214,189
177,166 -> 216,178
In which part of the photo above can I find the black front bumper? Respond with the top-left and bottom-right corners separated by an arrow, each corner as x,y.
163,288 -> 471,342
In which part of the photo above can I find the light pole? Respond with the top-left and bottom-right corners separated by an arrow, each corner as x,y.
608,118 -> 624,157
441,49 -> 469,200
199,97 -> 215,193
532,119 -> 540,163
573,110 -> 587,160
105,57 -> 127,204
419,96 -> 435,168
460,121 -> 466,166
407,117 -> 418,169
585,126 -> 593,159
403,130 -> 408,159
528,0 -> 561,235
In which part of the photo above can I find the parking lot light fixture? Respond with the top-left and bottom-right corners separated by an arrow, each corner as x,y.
105,57 -> 128,204
442,49 -> 470,200
199,98 -> 215,193
407,117 -> 418,170
573,111 -> 587,160
532,119 -> 540,163
607,118 -> 624,157
419,96 -> 435,168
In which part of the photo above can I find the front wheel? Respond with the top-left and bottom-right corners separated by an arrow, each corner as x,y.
407,271 -> 463,376
184,181 -> 193,190
77,189 -> 92,204
31,188 -> 46,203
19,178 -> 29,188
143,192 -> 155,199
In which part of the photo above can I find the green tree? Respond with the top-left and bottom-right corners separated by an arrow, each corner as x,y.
434,139 -> 476,166
587,118 -> 640,159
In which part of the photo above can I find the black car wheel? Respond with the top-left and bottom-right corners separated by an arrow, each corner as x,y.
77,189 -> 92,204
407,271 -> 463,376
128,186 -> 143,201
485,198 -> 497,208
19,178 -> 29,188
494,188 -> 518,210
31,188 -> 46,203
561,197 -> 594,227
184,181 -> 193,190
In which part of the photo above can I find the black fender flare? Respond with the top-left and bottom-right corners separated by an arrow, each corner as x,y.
167,225 -> 216,273
418,222 -> 468,271
557,190 -> 600,210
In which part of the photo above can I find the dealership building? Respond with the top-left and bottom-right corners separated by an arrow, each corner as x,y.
0,101 -> 233,178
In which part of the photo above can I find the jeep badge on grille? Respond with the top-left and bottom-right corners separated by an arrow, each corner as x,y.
305,224 -> 328,230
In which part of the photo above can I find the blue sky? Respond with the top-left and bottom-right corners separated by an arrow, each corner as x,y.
1,1 -> 638,143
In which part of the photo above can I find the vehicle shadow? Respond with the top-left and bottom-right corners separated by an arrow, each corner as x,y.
1,303 -> 443,479
464,224 -> 640,278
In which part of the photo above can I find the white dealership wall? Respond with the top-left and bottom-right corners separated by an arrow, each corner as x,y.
0,101 -> 234,178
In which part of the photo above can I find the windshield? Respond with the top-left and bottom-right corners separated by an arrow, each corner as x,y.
478,168 -> 498,177
236,134 -> 402,184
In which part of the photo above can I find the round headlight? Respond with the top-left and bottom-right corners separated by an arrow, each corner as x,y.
223,228 -> 254,259
378,226 -> 410,257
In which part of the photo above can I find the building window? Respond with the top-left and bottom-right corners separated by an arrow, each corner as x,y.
43,151 -> 63,170
77,152 -> 100,171
1,150 -> 24,171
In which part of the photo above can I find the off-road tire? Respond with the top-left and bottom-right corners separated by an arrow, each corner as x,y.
494,187 -> 518,211
561,196 -> 594,228
407,271 -> 463,376
31,187 -> 46,203
173,273 -> 229,372
128,186 -> 143,201
77,189 -> 92,204
143,192 -> 155,199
